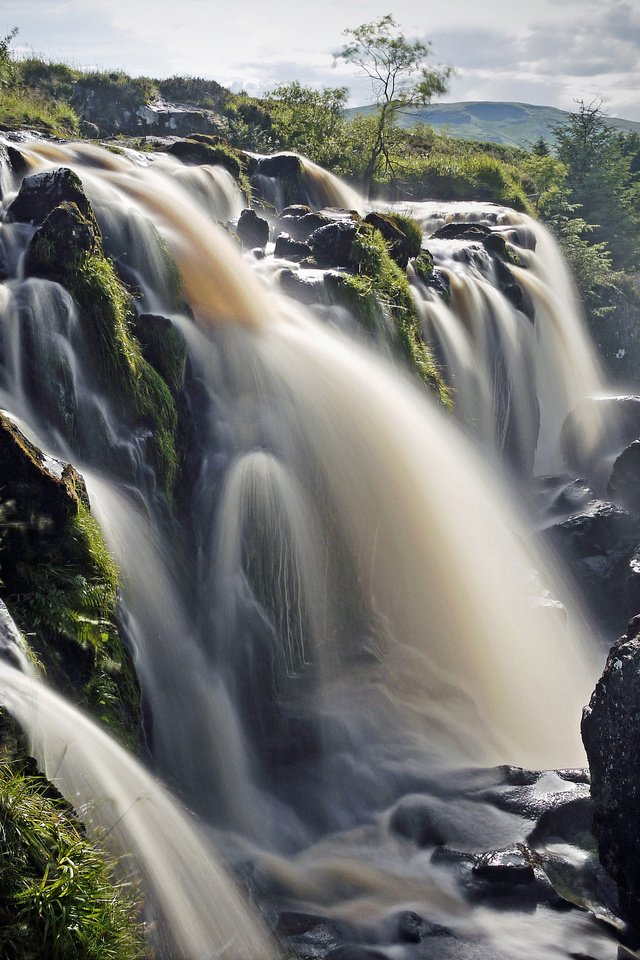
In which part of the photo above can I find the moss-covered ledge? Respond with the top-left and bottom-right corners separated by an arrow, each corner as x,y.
23,197 -> 179,498
0,413 -> 140,746
327,221 -> 451,407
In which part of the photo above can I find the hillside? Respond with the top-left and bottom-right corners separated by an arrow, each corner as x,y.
346,100 -> 640,148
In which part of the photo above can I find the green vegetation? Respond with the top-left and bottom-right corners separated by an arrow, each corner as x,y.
332,222 -> 450,404
27,200 -> 179,497
0,413 -> 141,745
335,15 -> 452,185
0,756 -> 144,960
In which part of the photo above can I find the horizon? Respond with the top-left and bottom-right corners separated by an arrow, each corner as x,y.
3,0 -> 639,121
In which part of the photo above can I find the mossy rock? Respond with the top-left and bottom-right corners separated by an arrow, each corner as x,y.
0,414 -> 141,745
7,167 -> 96,227
363,212 -> 423,268
24,197 -> 179,497
164,137 -> 251,196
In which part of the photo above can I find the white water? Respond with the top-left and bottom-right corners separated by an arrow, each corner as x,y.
0,140 -> 617,956
399,200 -> 608,474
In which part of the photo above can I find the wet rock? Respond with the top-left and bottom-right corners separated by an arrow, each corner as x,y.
280,204 -> 313,217
472,848 -> 535,884
236,208 -> 269,249
608,442 -> 640,515
273,233 -> 312,262
132,313 -> 187,394
257,153 -> 303,179
7,167 -> 94,226
389,796 -> 446,846
308,221 -> 358,268
279,212 -> 332,242
276,910 -> 354,958
545,499 -> 637,559
396,910 -> 426,943
4,143 -> 27,174
582,615 -> 640,930
277,269 -> 328,306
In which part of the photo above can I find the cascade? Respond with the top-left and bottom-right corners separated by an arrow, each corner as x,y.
0,140 -> 620,957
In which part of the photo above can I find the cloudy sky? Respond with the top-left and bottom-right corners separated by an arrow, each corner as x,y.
5,0 -> 640,119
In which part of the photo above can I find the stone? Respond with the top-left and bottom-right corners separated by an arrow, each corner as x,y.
280,204 -> 313,218
25,202 -> 97,281
307,221 -> 358,268
256,153 -> 303,179
236,208 -> 269,249
278,212 -> 332,242
7,167 -> 94,226
389,795 -> 446,847
472,848 -> 535,884
608,441 -> 640,515
582,616 -> 640,930
273,233 -> 312,262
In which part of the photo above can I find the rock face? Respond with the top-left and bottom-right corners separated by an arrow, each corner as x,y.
582,616 -> 640,933
608,441 -> 640,514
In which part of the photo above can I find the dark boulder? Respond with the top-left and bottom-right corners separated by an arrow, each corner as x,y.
307,221 -> 358,268
273,233 -> 312,263
582,615 -> 640,933
3,143 -> 27,175
280,204 -> 313,218
545,499 -> 637,560
278,212 -> 332,242
389,795 -> 446,847
7,167 -> 95,226
607,441 -> 640,515
256,153 -> 303,179
472,848 -> 535,884
236,208 -> 269,249
277,269 -> 328,306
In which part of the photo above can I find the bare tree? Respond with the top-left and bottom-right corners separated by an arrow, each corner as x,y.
335,15 -> 452,185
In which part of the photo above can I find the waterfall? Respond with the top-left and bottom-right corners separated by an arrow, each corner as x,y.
0,139 -> 617,956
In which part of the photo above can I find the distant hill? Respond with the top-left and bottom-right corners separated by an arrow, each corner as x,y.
345,101 -> 640,149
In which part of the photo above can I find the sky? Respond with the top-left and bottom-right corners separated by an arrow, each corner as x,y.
5,0 -> 640,120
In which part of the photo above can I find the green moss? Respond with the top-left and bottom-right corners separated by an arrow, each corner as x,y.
413,252 -> 434,284
28,203 -> 179,498
0,756 -> 144,960
385,213 -> 423,259
348,225 -> 451,406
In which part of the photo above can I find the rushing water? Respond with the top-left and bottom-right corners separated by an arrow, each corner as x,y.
0,139 -> 619,958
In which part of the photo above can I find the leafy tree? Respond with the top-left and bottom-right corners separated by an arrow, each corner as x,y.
553,100 -> 640,270
264,81 -> 349,167
335,14 -> 452,186
0,27 -> 18,88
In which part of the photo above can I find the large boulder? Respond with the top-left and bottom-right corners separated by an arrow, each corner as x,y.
7,167 -> 95,226
235,208 -> 269,249
307,221 -> 358,268
582,616 -> 640,935
256,153 -> 303,179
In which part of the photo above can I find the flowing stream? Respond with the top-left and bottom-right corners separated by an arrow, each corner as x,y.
0,140 -> 619,958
